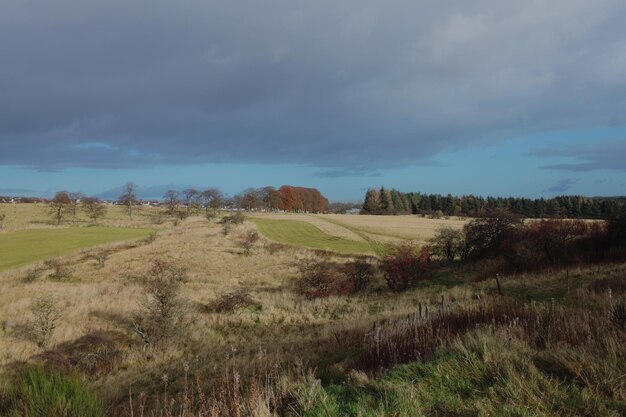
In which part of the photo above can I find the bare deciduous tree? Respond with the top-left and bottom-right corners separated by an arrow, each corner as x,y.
200,188 -> 223,217
49,191 -> 72,225
82,197 -> 107,223
119,182 -> 138,220
163,190 -> 180,216
181,188 -> 198,215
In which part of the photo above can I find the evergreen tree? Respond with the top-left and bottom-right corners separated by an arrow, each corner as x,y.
362,188 -> 381,214
379,187 -> 395,215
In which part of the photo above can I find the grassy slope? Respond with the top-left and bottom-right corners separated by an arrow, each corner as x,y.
300,333 -> 626,417
293,265 -> 626,417
250,217 -> 373,254
0,226 -> 152,271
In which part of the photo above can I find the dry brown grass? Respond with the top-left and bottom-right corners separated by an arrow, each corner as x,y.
249,212 -> 467,245
1,207 -> 623,415
0,213 -> 471,402
0,202 -> 169,231
248,213 -> 366,242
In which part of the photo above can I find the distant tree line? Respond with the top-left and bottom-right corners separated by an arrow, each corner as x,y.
362,187 -> 625,219
48,191 -> 108,224
21,183 -> 331,225
230,185 -> 329,213
160,185 -> 329,214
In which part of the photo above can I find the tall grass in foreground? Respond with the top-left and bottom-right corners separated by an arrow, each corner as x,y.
356,297 -> 617,373
301,330 -> 626,417
0,366 -> 106,417
128,291 -> 625,417
127,365 -> 302,417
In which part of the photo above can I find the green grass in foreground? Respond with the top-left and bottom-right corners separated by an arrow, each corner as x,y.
250,218 -> 373,254
296,331 -> 626,417
0,366 -> 106,417
0,226 -> 152,271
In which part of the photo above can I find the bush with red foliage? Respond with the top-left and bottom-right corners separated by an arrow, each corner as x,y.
380,243 -> 431,291
295,257 -> 375,298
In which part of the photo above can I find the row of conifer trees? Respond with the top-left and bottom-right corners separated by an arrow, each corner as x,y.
361,187 -> 624,218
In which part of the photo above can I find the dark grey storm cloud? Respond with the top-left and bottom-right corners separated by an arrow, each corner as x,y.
543,178 -> 577,193
2,0 -> 626,171
533,139 -> 626,171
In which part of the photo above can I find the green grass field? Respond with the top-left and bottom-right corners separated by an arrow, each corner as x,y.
250,218 -> 374,254
0,226 -> 153,271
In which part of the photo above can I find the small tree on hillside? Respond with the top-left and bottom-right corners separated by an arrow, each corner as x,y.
119,182 -> 138,220
30,296 -> 63,348
380,243 -> 430,291
181,188 -> 198,215
463,209 -> 522,259
163,190 -> 180,216
200,188 -> 223,216
0,213 -> 5,230
132,260 -> 187,348
236,230 -> 259,255
49,191 -> 72,225
82,197 -> 107,223
429,227 -> 464,261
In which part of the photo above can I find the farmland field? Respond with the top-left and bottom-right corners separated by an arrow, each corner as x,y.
0,226 -> 153,271
249,217 -> 373,254
0,206 -> 624,417
249,212 -> 467,254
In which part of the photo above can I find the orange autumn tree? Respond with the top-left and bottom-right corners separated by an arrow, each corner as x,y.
278,186 -> 329,213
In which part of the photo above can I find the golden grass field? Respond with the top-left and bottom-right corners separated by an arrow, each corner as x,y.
251,212 -> 466,242
0,206 -> 466,397
0,204 -> 623,416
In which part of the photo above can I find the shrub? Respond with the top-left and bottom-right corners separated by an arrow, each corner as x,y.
0,366 -> 106,417
45,259 -> 73,280
236,230 -> 259,255
23,266 -> 44,283
295,257 -> 340,299
296,257 -> 375,298
221,212 -> 245,225
380,243 -> 430,291
204,289 -> 262,313
265,242 -> 288,254
36,331 -> 124,378
219,212 -> 246,236
132,260 -> 187,348
429,210 -> 444,219
339,259 -> 376,293
93,252 -> 108,268
29,296 -> 63,348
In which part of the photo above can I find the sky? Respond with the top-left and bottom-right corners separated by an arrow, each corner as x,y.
1,0 -> 626,201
